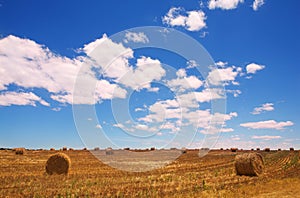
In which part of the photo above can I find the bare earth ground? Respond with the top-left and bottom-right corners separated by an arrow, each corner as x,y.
0,149 -> 299,197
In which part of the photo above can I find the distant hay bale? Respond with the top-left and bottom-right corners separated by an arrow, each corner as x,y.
290,148 -> 294,151
50,148 -> 55,151
278,148 -> 281,151
45,153 -> 71,175
15,148 -> 26,155
256,148 -> 260,151
83,148 -> 87,151
150,147 -> 155,151
69,148 -> 74,151
264,148 -> 270,152
105,147 -> 113,155
231,148 -> 238,152
251,148 -> 254,151
124,147 -> 130,150
94,147 -> 100,151
62,147 -> 67,151
220,148 -> 223,150
235,153 -> 264,176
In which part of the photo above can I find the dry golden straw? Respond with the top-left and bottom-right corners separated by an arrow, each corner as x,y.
235,152 -> 264,176
45,153 -> 71,175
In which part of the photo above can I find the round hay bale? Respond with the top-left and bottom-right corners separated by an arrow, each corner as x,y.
231,148 -> 238,152
15,148 -> 26,155
45,153 -> 71,175
50,148 -> 55,151
290,147 -> 294,151
62,147 -> 67,151
105,147 -> 113,155
235,153 -> 264,176
264,148 -> 270,152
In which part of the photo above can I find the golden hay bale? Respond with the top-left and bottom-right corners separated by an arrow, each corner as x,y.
105,147 -> 113,155
45,153 -> 71,175
15,148 -> 26,155
235,153 -> 264,176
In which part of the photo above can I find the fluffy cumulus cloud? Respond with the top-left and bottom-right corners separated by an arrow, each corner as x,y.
124,32 -> 149,43
82,34 -> 134,80
167,75 -> 203,92
0,91 -> 49,107
207,66 -> 241,86
240,120 -> 294,130
0,35 -> 81,94
251,103 -> 274,115
0,34 -> 166,106
252,135 -> 281,140
246,63 -> 265,74
252,0 -> 264,11
163,7 -> 207,31
208,0 -> 244,10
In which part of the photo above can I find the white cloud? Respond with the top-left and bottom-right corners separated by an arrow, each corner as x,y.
231,135 -> 241,141
176,68 -> 187,78
95,124 -> 102,129
0,35 -> 81,94
252,135 -> 281,140
252,0 -> 264,11
215,61 -> 227,67
95,80 -> 127,100
52,107 -> 61,112
0,91 -> 50,107
83,34 -> 134,80
208,0 -> 244,10
135,107 -> 145,112
135,124 -> 149,131
207,66 -> 241,86
246,63 -> 265,74
200,127 -> 234,134
167,75 -> 203,92
226,89 -> 241,97
187,60 -> 199,69
240,120 -> 294,130
124,32 -> 149,43
163,7 -> 207,32
118,56 -> 166,91
251,103 -> 274,115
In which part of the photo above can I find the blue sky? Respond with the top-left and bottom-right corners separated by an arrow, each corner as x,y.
0,0 -> 299,149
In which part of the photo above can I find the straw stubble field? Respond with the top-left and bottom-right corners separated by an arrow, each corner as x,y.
0,149 -> 300,197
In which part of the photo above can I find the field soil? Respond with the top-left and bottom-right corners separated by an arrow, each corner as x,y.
0,149 -> 300,197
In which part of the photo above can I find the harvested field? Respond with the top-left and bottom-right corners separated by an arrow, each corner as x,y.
0,149 -> 299,197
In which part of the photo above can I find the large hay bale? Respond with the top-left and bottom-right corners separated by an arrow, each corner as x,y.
235,153 -> 264,176
15,148 -> 26,155
105,147 -> 113,155
290,148 -> 294,151
45,153 -> 71,175
264,148 -> 270,152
